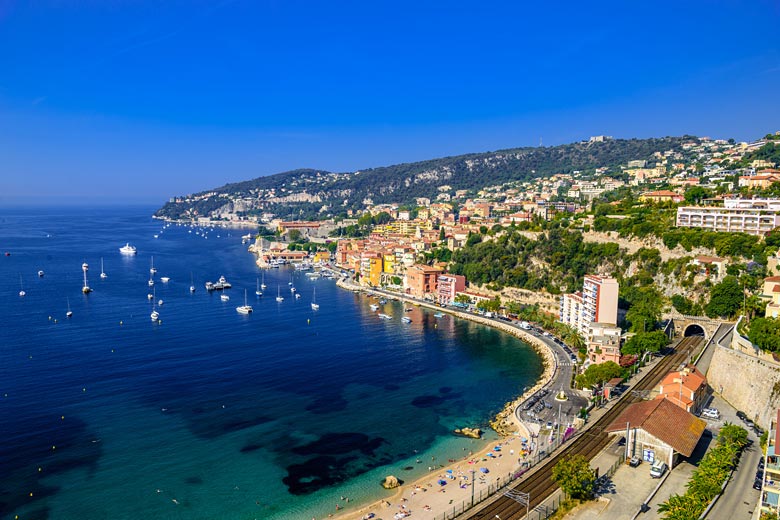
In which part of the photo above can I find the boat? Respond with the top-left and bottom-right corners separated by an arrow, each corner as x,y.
66,297 -> 73,318
236,289 -> 253,314
38,270 -> 44,277
311,287 -> 320,310
378,313 -> 392,320
213,275 -> 231,290
401,317 -> 412,323
147,293 -> 154,300
370,304 -> 379,311
160,277 -> 170,283
158,299 -> 164,306
276,285 -> 284,302
153,234 -> 159,239
81,263 -> 92,293
205,281 -> 215,291
255,278 -> 263,296
150,289 -> 159,321
295,293 -> 301,299
19,275 -> 25,297
100,258 -> 107,279
260,273 -> 266,290
119,243 -> 137,255
290,285 -> 296,293
148,274 -> 154,287
149,257 -> 157,274
220,294 -> 230,302
434,312 -> 444,318
190,273 -> 196,293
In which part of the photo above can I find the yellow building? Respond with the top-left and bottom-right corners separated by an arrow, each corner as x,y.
313,251 -> 330,263
359,252 -> 383,287
382,251 -> 396,275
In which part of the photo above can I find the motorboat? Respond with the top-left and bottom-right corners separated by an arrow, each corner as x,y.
220,294 -> 230,302
160,277 -> 170,283
378,313 -> 392,320
276,285 -> 284,302
401,317 -> 412,324
66,297 -> 73,318
38,270 -> 44,277
213,275 -> 232,290
119,243 -> 137,255
370,304 -> 379,311
236,289 -> 253,314
205,281 -> 215,291
100,258 -> 107,279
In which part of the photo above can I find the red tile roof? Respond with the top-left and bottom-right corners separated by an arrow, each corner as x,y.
605,399 -> 706,457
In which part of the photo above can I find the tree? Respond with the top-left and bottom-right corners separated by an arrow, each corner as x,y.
455,294 -> 471,304
622,331 -> 669,356
439,227 -> 446,241
575,361 -> 623,389
551,455 -> 596,500
671,294 -> 695,315
288,229 -> 303,242
623,286 -> 663,332
705,276 -> 743,318
684,186 -> 710,205
747,317 -> 780,352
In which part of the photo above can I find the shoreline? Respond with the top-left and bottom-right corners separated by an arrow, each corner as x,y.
329,278 -> 559,520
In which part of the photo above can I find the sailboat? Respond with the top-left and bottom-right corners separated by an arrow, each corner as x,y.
276,285 -> 284,302
255,277 -> 263,296
150,288 -> 159,321
311,287 -> 319,310
148,271 -> 154,287
236,289 -> 253,314
19,275 -> 25,297
82,262 -> 92,293
189,272 -> 196,293
100,257 -> 107,279
260,272 -> 267,290
66,297 -> 73,318
149,256 -> 157,274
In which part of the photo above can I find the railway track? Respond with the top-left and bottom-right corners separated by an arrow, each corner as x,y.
465,336 -> 703,520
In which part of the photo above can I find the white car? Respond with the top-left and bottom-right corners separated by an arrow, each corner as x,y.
701,408 -> 720,419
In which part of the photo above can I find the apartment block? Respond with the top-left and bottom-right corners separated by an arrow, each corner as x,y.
586,322 -> 622,364
405,264 -> 444,300
437,274 -> 466,305
759,409 -> 780,515
676,198 -> 780,236
560,275 -> 619,336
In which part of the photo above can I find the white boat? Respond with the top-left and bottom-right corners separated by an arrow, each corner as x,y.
255,278 -> 263,296
100,258 -> 107,279
147,293 -> 154,300
153,234 -> 159,239
213,275 -> 232,290
378,313 -> 392,320
190,273 -> 196,293
38,270 -> 44,277
66,297 -> 73,318
82,264 -> 92,293
158,299 -> 164,306
401,317 -> 412,324
370,304 -> 379,311
119,243 -> 137,255
19,275 -> 25,297
149,257 -> 157,274
311,287 -> 320,310
148,276 -> 154,287
276,285 -> 284,302
221,294 -> 230,302
160,277 -> 170,283
434,312 -> 444,318
150,289 -> 159,321
290,286 -> 296,293
205,281 -> 215,291
295,293 -> 301,299
236,289 -> 253,314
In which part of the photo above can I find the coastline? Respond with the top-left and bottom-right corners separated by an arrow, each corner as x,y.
329,278 -> 559,520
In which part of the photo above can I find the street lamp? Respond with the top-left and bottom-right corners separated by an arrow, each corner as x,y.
471,469 -> 476,506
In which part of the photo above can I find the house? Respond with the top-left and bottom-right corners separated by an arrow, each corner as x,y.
763,276 -> 780,318
405,264 -> 444,300
586,323 -> 622,365
691,255 -> 728,281
437,274 -> 466,305
638,190 -> 684,204
605,398 -> 707,469
654,365 -> 708,414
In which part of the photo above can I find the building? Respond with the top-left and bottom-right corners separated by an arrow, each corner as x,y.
759,409 -> 780,516
405,264 -> 444,300
654,365 -> 708,414
586,323 -> 622,365
437,274 -> 466,305
691,255 -> 728,281
359,251 -> 383,287
560,275 -> 619,335
676,203 -> 780,236
762,276 -> 780,318
605,398 -> 706,469
639,190 -> 684,204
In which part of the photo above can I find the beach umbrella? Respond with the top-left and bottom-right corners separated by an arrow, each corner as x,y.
480,467 -> 489,473
438,479 -> 447,486
445,469 -> 453,474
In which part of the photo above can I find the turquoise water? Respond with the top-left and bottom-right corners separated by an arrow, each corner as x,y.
0,206 -> 543,519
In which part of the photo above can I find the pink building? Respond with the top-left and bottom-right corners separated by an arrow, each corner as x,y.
437,274 -> 466,305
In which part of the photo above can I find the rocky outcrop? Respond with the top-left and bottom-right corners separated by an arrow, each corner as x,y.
490,402 -> 520,436
453,427 -> 483,439
381,475 -> 401,489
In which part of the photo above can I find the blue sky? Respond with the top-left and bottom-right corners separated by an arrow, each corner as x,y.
1,0 -> 779,205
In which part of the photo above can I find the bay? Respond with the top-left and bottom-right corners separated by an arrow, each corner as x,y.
0,206 -> 543,519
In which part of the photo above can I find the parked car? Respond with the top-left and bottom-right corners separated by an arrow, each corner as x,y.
650,459 -> 668,478
754,478 -> 764,490
617,437 -> 626,447
629,456 -> 641,467
758,459 -> 765,471
737,411 -> 748,421
701,408 -> 720,419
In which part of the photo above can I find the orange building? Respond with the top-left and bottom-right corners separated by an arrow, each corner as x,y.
405,264 -> 444,300
655,365 -> 708,414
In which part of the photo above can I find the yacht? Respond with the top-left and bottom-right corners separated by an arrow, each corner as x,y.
370,304 -> 379,311
213,275 -> 232,290
205,281 -> 215,291
149,257 -> 157,274
236,289 -> 253,314
100,258 -> 107,279
119,243 -> 137,255
150,289 -> 159,321
311,287 -> 320,310
276,285 -> 284,302
160,277 -> 170,283
378,313 -> 392,320
66,297 -> 73,318
295,293 -> 301,299
81,263 -> 92,293
220,293 -> 230,302
147,293 -> 154,300
255,278 -> 263,296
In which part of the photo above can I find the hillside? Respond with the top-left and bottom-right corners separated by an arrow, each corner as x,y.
154,136 -> 692,220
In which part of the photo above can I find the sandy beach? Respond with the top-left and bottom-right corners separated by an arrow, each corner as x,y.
327,280 -> 560,520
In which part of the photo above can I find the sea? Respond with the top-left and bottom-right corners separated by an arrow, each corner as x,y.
0,206 -> 543,520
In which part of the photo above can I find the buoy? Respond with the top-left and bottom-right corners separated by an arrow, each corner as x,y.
52,445 -> 56,450
61,415 -> 64,420
119,321 -> 123,325
38,467 -> 42,472
82,388 -> 86,392
29,492 -> 33,497
307,319 -> 310,324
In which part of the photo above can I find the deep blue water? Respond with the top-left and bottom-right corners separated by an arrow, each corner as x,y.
0,206 -> 543,520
